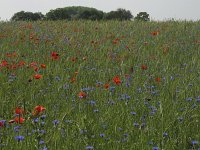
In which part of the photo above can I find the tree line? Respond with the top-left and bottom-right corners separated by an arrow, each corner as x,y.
11,6 -> 150,21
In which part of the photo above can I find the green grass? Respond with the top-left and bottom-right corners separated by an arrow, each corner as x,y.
0,20 -> 200,150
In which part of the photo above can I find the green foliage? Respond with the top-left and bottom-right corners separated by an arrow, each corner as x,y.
11,11 -> 44,21
78,9 -> 104,20
11,7 -> 134,21
45,8 -> 70,20
135,12 -> 150,21
45,6 -> 104,20
104,8 -> 133,20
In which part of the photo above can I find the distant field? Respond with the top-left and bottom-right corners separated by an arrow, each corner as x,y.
0,20 -> 200,150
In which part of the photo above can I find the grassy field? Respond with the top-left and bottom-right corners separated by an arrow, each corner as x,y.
0,20 -> 200,150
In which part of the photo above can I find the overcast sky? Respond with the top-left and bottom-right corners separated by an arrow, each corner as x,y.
0,0 -> 200,21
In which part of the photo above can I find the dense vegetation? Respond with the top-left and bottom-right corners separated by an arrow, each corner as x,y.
11,6 -> 138,21
0,20 -> 200,150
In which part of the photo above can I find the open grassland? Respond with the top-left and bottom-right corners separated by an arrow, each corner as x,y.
0,20 -> 200,150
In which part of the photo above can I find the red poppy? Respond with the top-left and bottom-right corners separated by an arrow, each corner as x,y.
34,67 -> 39,72
78,91 -> 87,98
33,74 -> 42,79
18,61 -> 26,66
70,77 -> 76,83
6,53 -> 12,57
51,52 -> 59,60
40,64 -> 46,68
5,52 -> 17,58
30,62 -> 37,67
151,31 -> 159,36
104,83 -> 110,89
112,40 -> 117,44
34,105 -> 46,113
155,77 -> 161,82
26,24 -> 32,29
113,76 -> 121,85
125,45 -> 129,49
14,117 -> 25,124
1,60 -> 8,66
141,65 -> 148,70
115,38 -> 120,41
15,107 -> 24,115
10,65 -> 17,70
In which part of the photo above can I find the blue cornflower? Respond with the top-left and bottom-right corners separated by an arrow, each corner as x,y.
178,117 -> 184,122
192,140 -> 199,145
53,120 -> 59,125
186,97 -> 192,102
15,136 -> 25,141
55,76 -> 61,81
85,146 -> 94,150
130,111 -> 136,115
0,120 -> 6,127
100,133 -> 105,137
40,115 -> 46,120
14,126 -> 21,132
141,122 -> 146,128
89,100 -> 96,106
133,122 -> 139,128
39,130 -> 46,134
152,147 -> 159,150
42,146 -> 48,150
65,120 -> 72,123
93,109 -> 99,113
109,86 -> 115,92
33,118 -> 39,123
196,96 -> 200,102
126,82 -> 130,87
39,140 -> 45,144
41,121 -> 45,127
163,132 -> 168,137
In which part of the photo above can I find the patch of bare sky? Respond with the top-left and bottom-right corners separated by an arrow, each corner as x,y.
0,0 -> 199,21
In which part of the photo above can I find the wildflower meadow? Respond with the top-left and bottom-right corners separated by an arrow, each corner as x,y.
0,20 -> 200,150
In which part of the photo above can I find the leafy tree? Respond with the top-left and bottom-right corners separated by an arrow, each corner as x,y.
135,12 -> 150,21
11,7 -> 133,21
45,8 -> 70,20
46,6 -> 104,20
78,9 -> 104,20
104,8 -> 133,20
32,12 -> 44,21
11,11 -> 44,21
